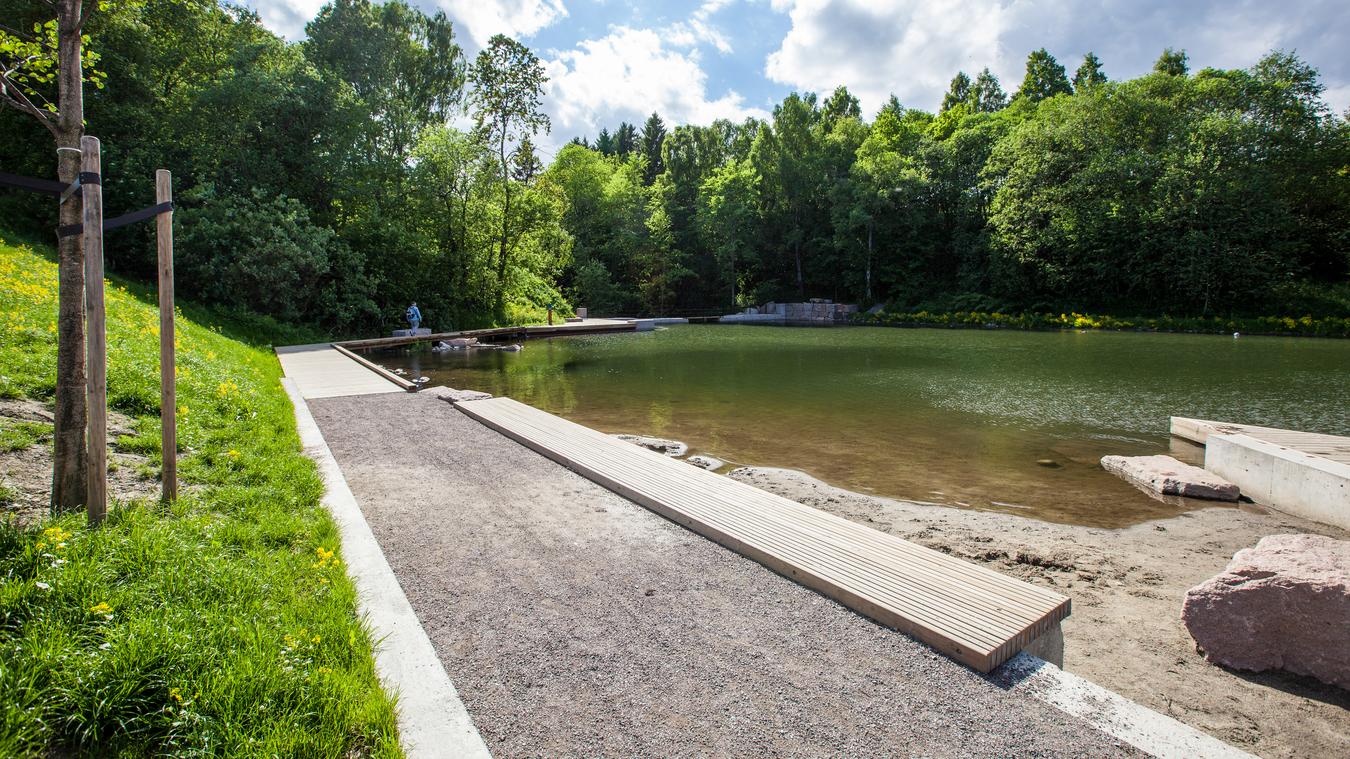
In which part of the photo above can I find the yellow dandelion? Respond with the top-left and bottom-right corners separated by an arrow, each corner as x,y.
169,687 -> 183,703
90,602 -> 113,615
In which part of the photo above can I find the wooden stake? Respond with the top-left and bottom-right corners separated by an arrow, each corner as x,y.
81,135 -> 107,525
156,169 -> 176,502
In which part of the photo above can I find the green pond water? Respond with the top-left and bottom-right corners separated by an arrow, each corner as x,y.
378,325 -> 1350,528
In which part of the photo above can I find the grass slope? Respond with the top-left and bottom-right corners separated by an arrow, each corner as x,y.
0,234 -> 401,756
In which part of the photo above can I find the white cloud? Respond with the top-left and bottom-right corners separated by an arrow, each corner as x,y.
247,0 -> 328,40
765,0 -> 1007,115
542,25 -> 768,145
437,0 -> 569,47
764,0 -> 1350,115
666,0 -> 736,54
245,1 -> 568,44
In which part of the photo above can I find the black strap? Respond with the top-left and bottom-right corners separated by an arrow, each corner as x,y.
58,201 -> 174,238
0,171 -> 66,196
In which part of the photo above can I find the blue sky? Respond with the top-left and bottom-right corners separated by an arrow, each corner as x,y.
245,0 -> 1350,152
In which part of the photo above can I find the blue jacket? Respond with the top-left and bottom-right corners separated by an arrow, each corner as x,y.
406,305 -> 422,321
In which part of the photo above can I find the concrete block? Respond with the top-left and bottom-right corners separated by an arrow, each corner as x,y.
1206,434 -> 1350,530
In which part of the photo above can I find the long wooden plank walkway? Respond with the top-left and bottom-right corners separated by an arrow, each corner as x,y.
338,318 -> 636,351
276,344 -> 407,399
456,396 -> 1070,672
1171,417 -> 1350,465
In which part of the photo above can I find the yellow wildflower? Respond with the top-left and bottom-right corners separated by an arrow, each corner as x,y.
226,449 -> 240,458
90,602 -> 113,616
169,687 -> 183,703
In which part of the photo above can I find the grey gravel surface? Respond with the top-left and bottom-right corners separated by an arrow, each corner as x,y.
309,391 -> 1138,758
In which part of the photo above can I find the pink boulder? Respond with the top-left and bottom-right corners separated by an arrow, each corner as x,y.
1182,534 -> 1350,688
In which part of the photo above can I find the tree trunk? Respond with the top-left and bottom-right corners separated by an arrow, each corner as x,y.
51,0 -> 87,513
866,220 -> 873,302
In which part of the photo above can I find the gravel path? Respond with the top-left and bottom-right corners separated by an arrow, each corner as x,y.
309,391 -> 1137,757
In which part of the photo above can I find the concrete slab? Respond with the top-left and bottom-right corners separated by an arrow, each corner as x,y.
276,343 -> 405,400
1206,434 -> 1350,530
283,379 -> 491,759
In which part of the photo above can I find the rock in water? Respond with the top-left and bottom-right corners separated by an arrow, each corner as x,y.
1183,534 -> 1350,688
614,434 -> 688,457
686,455 -> 724,470
1100,454 -> 1239,501
436,388 -> 493,404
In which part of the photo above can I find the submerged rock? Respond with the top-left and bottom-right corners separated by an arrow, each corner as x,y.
686,455 -> 724,471
1183,534 -> 1350,688
614,434 -> 688,457
1100,454 -> 1239,501
436,388 -> 493,404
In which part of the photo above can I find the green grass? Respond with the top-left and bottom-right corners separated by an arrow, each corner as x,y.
0,234 -> 401,756
0,420 -> 51,453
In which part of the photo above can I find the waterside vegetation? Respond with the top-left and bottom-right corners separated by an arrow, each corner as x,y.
850,310 -> 1350,338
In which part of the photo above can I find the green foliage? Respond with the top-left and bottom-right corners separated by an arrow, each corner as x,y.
852,309 -> 1350,338
3,1 -> 1346,332
0,235 -> 399,755
1155,47 -> 1189,76
1017,48 -> 1073,102
1073,52 -> 1107,90
177,187 -> 375,328
0,14 -> 105,116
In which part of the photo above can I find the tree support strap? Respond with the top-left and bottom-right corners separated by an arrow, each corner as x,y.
0,170 -> 66,196
59,200 -> 173,238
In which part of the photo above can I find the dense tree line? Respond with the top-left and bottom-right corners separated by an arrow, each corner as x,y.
2,0 -> 564,333
561,48 -> 1350,317
3,0 -> 1347,336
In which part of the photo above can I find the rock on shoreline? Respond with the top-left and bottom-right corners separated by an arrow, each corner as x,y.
1100,454 -> 1240,501
1183,533 -> 1350,688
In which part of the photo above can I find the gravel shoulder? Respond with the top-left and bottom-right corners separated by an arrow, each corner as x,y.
308,392 -> 1137,758
729,466 -> 1350,759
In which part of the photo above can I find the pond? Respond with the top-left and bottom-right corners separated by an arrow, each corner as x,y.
376,325 -> 1350,528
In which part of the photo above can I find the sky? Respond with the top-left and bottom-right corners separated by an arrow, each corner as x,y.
244,0 -> 1350,153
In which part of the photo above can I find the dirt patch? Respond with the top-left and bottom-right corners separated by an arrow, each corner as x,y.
729,465 -> 1350,759
1,399 -> 164,526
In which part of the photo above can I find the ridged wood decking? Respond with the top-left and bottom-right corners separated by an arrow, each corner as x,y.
456,396 -> 1071,672
1171,416 -> 1350,465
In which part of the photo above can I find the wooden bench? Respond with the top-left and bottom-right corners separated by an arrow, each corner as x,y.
456,397 -> 1070,672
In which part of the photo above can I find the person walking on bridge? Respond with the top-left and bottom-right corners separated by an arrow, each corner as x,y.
405,302 -> 422,334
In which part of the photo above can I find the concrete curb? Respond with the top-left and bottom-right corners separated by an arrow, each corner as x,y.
992,653 -> 1256,759
282,378 -> 491,759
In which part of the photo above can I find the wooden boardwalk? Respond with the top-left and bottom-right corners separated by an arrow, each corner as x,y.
337,318 -> 636,351
456,396 -> 1071,672
1171,417 -> 1350,465
276,344 -> 407,399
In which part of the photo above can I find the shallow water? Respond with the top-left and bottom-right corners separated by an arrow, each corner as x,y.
378,325 -> 1350,528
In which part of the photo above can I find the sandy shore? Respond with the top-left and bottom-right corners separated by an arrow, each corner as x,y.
728,465 -> 1349,759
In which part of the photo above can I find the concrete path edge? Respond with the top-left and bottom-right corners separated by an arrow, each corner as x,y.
993,653 -> 1256,759
282,378 -> 492,758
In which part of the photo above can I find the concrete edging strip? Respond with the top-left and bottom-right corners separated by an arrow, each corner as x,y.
282,378 -> 492,758
993,653 -> 1256,759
